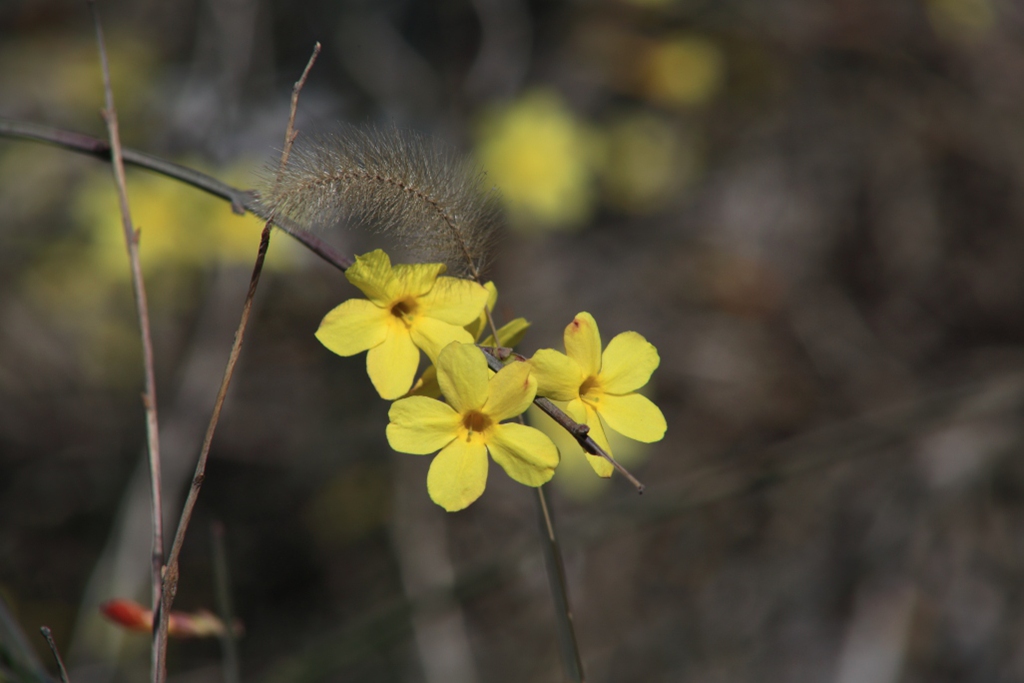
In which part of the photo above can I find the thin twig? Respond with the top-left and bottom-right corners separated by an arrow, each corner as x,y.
158,42 -> 321,681
159,223 -> 273,658
211,521 -> 241,683
278,43 -> 322,180
39,627 -> 70,683
87,5 -> 166,683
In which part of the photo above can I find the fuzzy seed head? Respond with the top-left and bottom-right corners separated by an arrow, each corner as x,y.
255,126 -> 501,277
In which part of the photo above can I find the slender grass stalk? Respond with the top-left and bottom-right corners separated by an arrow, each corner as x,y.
534,487 -> 585,682
211,522 -> 241,683
87,5 -> 166,682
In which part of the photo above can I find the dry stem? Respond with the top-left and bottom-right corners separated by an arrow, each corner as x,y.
87,4 -> 166,682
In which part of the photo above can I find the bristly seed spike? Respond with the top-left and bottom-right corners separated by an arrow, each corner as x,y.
256,126 -> 501,278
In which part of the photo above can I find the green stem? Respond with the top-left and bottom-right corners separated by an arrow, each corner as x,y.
211,522 -> 241,683
534,485 -> 585,682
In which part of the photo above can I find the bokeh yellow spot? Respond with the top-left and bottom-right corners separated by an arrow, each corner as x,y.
475,90 -> 598,232
642,36 -> 724,108
598,112 -> 695,212
73,163 -> 297,278
926,0 -> 994,44
20,162 -> 298,386
0,33 -> 155,120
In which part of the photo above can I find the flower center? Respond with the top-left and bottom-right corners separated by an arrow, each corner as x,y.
462,410 -> 493,435
390,298 -> 418,325
579,375 -> 602,398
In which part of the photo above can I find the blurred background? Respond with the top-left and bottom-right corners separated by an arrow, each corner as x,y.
3,0 -> 1024,681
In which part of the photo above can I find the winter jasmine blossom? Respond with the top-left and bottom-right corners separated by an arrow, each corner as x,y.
315,249 -> 489,399
529,312 -> 666,476
387,343 -> 558,511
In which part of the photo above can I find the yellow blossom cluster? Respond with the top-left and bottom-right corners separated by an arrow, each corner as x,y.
316,249 -> 667,511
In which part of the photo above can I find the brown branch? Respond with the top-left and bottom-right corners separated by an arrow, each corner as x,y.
86,5 -> 167,683
157,41 -> 321,683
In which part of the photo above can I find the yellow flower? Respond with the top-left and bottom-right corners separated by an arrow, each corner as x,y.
315,250 -> 489,400
529,312 -> 666,476
387,343 -> 559,511
407,281 -> 530,398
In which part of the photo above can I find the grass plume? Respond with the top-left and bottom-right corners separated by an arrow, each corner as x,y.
257,126 -> 501,278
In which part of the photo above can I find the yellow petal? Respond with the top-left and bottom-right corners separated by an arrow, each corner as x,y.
564,312 -> 602,377
386,396 -> 460,454
543,400 -> 615,478
391,262 -> 447,298
315,298 -> 389,357
487,423 -> 558,486
584,403 -> 613,454
565,400 -> 615,477
366,326 -> 421,400
482,361 -> 536,422
484,281 -> 499,310
345,249 -> 397,305
464,281 -> 498,341
407,364 -> 442,398
597,393 -> 667,443
564,397 -> 588,425
530,349 -> 583,401
585,409 -> 616,477
427,438 -> 489,511
481,318 -> 531,348
599,331 -> 660,395
528,404 -> 640,499
410,316 -> 475,361
436,342 -> 489,412
418,276 -> 490,325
